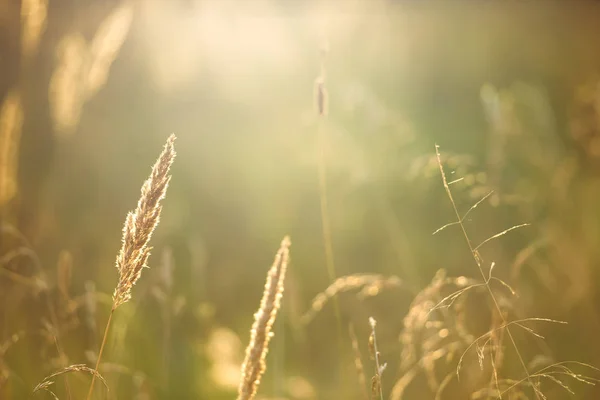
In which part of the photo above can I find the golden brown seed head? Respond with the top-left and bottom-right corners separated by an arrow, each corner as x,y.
113,134 -> 176,309
237,236 -> 291,400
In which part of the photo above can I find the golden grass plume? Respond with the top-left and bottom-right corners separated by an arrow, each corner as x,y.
86,134 -> 176,400
113,134 -> 176,309
237,236 -> 291,400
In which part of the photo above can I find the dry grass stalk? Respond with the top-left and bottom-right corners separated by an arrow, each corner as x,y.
0,229 -> 71,395
434,144 -> 542,399
113,134 -> 177,308
237,236 -> 291,400
34,364 -> 108,395
86,134 -> 176,400
393,269 -> 507,397
301,274 -> 402,324
391,148 -> 599,399
368,317 -> 386,400
399,270 -> 478,373
431,145 -> 600,399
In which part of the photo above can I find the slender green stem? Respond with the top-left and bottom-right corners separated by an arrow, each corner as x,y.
317,119 -> 343,337
86,308 -> 114,400
314,40 -> 344,380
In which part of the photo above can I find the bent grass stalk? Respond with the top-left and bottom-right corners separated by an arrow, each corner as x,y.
86,134 -> 176,400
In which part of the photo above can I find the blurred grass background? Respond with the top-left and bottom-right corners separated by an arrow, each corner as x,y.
2,0 -> 600,398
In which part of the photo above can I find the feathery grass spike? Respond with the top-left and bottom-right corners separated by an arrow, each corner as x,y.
113,134 -> 176,309
237,236 -> 291,400
87,134 -> 176,400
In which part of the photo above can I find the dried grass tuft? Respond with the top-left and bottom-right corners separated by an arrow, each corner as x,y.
392,270 -> 481,400
34,364 -> 109,395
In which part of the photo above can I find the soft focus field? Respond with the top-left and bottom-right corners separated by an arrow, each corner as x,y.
2,1 -> 600,399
